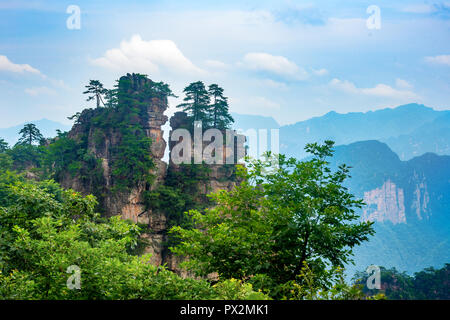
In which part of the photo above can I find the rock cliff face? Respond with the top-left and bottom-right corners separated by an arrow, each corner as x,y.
362,180 -> 406,224
168,111 -> 245,195
61,74 -> 167,221
59,74 -> 244,269
410,175 -> 431,221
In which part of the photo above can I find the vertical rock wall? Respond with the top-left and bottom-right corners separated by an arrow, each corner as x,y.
60,75 -> 245,271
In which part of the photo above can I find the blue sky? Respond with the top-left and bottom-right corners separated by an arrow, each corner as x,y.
0,0 -> 449,128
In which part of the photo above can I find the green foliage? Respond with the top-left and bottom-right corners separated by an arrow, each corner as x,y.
212,279 -> 270,300
83,80 -> 108,108
144,164 -> 212,233
7,144 -> 45,172
111,126 -> 154,191
104,89 -> 118,108
17,123 -> 44,146
354,264 -> 450,300
42,131 -> 105,206
276,263 -> 384,300
0,153 -> 13,171
177,81 -> 210,126
0,158 -> 22,207
170,142 -> 375,299
208,84 -> 234,129
177,82 -> 234,130
40,129 -> 106,199
1,124 -> 47,173
0,138 -> 9,153
0,175 -> 266,300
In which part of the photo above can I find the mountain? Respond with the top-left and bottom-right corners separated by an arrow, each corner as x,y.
383,112 -> 450,160
331,140 -> 450,224
328,141 -> 450,276
0,119 -> 71,146
279,103 -> 449,160
55,74 -> 244,269
231,112 -> 280,132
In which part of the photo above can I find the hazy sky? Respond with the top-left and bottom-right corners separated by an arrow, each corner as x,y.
0,0 -> 449,127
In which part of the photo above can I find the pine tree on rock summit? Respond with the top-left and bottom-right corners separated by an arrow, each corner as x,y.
17,123 -> 44,146
83,80 -> 108,108
177,81 -> 211,127
208,84 -> 234,129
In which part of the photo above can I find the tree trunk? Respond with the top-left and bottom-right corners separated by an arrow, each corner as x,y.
294,229 -> 310,278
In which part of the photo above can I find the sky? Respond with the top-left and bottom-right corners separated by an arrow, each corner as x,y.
0,0 -> 449,128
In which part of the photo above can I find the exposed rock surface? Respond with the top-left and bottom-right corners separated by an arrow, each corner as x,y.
59,75 -> 245,270
168,111 -> 246,195
61,74 -> 168,223
362,180 -> 406,224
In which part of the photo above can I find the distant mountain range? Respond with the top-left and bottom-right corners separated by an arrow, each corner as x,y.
233,103 -> 450,161
0,119 -> 71,146
329,140 -> 450,276
231,112 -> 280,131
384,112 -> 450,160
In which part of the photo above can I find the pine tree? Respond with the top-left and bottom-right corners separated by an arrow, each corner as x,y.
83,80 -> 108,108
207,84 -> 234,129
177,81 -> 210,127
104,88 -> 119,108
0,138 -> 8,153
17,123 -> 44,145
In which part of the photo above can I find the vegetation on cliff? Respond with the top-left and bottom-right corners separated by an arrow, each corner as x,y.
144,163 -> 212,231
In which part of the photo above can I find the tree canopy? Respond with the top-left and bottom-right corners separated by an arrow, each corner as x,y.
17,123 -> 44,146
170,141 -> 375,299
0,138 -> 8,153
208,84 -> 234,129
83,80 -> 108,108
177,81 -> 210,126
354,265 -> 450,300
177,81 -> 234,130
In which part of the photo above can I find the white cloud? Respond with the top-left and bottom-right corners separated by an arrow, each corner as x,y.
0,55 -> 41,74
91,34 -> 205,75
329,78 -> 358,93
259,79 -> 288,89
25,86 -> 56,96
330,78 -> 418,100
395,78 -> 413,89
204,59 -> 229,69
242,52 -> 308,80
312,68 -> 328,76
425,55 -> 450,66
401,4 -> 435,14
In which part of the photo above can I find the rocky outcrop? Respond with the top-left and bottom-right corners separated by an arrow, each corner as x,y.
410,173 -> 431,221
59,74 -> 245,270
362,180 -> 407,224
61,74 -> 168,222
168,111 -> 246,195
